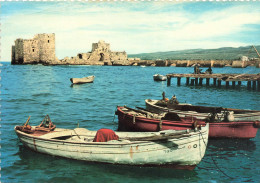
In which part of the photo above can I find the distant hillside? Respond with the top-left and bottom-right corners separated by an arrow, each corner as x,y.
128,45 -> 260,60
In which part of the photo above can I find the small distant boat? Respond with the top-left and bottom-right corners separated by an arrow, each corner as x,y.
70,75 -> 95,84
15,115 -> 209,170
140,65 -> 146,67
153,74 -> 167,81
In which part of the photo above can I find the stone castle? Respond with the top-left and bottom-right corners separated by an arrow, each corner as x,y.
11,33 -> 57,64
61,40 -> 128,65
11,33 -> 129,65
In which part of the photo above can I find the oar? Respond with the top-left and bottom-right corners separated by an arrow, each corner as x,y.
136,106 -> 161,114
123,131 -> 191,141
22,116 -> 31,130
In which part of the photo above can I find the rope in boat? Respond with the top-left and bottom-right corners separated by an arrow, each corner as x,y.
112,106 -> 117,125
199,130 -> 234,180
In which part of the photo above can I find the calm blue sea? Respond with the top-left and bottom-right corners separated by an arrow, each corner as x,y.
1,62 -> 260,183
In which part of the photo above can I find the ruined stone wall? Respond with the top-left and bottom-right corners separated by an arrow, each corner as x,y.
35,33 -> 55,63
110,51 -> 127,61
14,39 -> 24,64
11,46 -> 16,64
23,39 -> 39,63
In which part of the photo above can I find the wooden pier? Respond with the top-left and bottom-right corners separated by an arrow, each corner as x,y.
166,73 -> 260,90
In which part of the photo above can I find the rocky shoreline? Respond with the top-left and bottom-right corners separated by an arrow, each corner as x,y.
16,59 -> 259,68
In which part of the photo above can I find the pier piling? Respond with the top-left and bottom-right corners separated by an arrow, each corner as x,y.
218,79 -> 222,88
213,78 -> 217,86
186,77 -> 190,85
206,78 -> 210,86
247,81 -> 251,89
199,78 -> 203,86
167,76 -> 171,86
252,81 -> 256,90
232,81 -> 236,88
195,78 -> 198,85
226,81 -> 229,88
177,77 -> 181,86
191,79 -> 195,86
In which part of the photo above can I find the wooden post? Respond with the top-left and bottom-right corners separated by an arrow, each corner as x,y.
195,78 -> 198,85
257,81 -> 260,91
167,76 -> 171,86
232,81 -> 236,88
199,78 -> 203,86
217,79 -> 222,87
191,79 -> 195,86
226,81 -> 229,88
206,78 -> 210,86
186,77 -> 190,85
252,81 -> 256,90
238,81 -> 241,86
247,81 -> 251,89
213,78 -> 217,86
177,77 -> 181,86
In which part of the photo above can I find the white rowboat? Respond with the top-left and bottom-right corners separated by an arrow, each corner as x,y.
70,75 -> 95,84
15,123 -> 209,170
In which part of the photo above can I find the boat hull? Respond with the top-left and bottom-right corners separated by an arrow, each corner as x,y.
117,106 -> 259,139
70,75 -> 95,84
153,74 -> 167,81
15,125 -> 208,170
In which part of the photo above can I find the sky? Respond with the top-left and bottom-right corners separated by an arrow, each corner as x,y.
1,1 -> 260,61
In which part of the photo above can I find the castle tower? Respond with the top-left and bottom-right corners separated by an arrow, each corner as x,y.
11,33 -> 56,64
89,40 -> 111,62
35,33 -> 55,63
91,40 -> 111,52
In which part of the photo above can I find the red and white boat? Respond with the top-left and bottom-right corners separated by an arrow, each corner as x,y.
116,106 -> 260,139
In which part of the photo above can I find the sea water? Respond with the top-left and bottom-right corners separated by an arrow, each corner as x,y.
1,62 -> 260,182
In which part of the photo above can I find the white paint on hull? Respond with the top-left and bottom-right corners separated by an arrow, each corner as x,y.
15,125 -> 209,167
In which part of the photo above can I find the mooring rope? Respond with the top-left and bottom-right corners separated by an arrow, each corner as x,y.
199,130 -> 234,180
112,106 -> 117,125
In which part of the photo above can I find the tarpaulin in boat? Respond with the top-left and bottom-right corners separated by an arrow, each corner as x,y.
93,129 -> 119,142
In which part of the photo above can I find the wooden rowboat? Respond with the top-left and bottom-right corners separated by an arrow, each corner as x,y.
145,99 -> 260,121
116,106 -> 260,139
70,75 -> 95,84
15,115 -> 209,170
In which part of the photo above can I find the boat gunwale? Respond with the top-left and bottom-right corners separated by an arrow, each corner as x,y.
15,126 -> 208,146
145,99 -> 260,117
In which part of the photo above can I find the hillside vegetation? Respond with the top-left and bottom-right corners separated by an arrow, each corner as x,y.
128,45 -> 260,60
